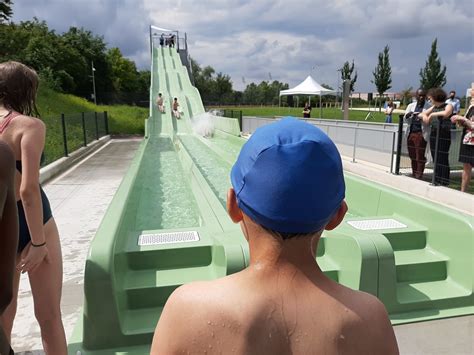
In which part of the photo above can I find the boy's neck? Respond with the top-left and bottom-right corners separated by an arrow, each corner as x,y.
245,226 -> 323,278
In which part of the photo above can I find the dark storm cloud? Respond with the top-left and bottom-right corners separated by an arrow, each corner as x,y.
12,0 -> 151,63
11,0 -> 474,93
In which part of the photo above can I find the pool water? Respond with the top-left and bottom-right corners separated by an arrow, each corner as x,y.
134,137 -> 200,230
180,135 -> 232,208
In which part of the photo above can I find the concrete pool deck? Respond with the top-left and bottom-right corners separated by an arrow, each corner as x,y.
10,137 -> 473,354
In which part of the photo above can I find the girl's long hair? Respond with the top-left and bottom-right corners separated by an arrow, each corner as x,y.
0,61 -> 40,117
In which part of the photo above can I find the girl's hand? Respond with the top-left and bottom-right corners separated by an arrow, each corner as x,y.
18,244 -> 50,273
421,113 -> 430,125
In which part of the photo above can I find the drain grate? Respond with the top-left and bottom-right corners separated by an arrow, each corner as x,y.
138,231 -> 200,246
347,219 -> 407,231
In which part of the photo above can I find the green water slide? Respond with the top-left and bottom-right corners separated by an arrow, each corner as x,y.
69,38 -> 473,354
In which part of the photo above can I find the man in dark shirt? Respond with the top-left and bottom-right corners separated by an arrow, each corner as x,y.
404,89 -> 431,179
303,102 -> 311,118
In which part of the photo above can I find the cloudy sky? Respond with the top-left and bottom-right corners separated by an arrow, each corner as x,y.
13,0 -> 474,94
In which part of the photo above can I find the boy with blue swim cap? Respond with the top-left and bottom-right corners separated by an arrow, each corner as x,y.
230,117 -> 346,235
152,118 -> 398,355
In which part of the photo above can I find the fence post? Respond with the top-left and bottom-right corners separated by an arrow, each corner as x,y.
104,111 -> 109,135
390,131 -> 396,174
238,111 -> 243,131
394,114 -> 404,174
352,128 -> 358,163
81,112 -> 87,147
431,120 -> 440,186
61,113 -> 68,157
94,112 -> 99,140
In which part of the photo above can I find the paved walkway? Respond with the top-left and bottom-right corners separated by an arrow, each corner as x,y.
11,139 -> 141,354
10,138 -> 473,354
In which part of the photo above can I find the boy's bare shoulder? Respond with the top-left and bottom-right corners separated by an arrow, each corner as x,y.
167,275 -> 242,315
151,277 -> 243,354
332,284 -> 399,354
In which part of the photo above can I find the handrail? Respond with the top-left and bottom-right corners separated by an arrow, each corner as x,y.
309,122 -> 396,134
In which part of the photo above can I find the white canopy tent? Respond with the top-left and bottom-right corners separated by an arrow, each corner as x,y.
279,75 -> 336,118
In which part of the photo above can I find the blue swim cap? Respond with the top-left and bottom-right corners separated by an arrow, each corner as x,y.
231,117 -> 345,234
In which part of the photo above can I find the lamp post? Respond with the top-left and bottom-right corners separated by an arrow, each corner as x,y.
91,61 -> 97,105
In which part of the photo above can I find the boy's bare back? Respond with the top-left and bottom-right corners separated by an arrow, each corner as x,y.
152,265 -> 398,355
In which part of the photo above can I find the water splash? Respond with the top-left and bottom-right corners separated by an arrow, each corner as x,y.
190,112 -> 216,138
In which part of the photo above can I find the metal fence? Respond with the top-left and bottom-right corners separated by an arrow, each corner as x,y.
242,115 -> 466,189
42,111 -> 109,166
222,109 -> 243,131
242,116 -> 399,171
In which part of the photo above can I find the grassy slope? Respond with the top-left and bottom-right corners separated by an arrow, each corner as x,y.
38,86 -> 147,134
36,86 -> 147,164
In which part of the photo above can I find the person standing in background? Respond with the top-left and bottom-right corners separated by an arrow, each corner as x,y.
303,102 -> 311,118
404,89 -> 431,179
446,90 -> 460,115
384,100 -> 395,123
422,88 -> 453,186
451,85 -> 474,192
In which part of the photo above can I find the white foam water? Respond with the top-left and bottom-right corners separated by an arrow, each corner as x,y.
190,112 -> 216,138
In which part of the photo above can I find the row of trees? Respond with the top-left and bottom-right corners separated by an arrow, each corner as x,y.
0,16 -> 150,105
340,39 -> 447,109
370,39 -> 447,110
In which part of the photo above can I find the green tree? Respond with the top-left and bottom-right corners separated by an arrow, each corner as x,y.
243,83 -> 259,105
61,27 -> 111,98
419,38 -> 447,90
270,80 -> 288,105
242,80 -> 289,105
0,18 -> 149,104
0,0 -> 13,23
372,45 -> 392,111
214,72 -> 233,104
107,47 -> 140,95
338,60 -> 358,93
190,57 -> 235,104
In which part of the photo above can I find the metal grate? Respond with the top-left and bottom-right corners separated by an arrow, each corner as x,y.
138,231 -> 200,246
347,219 -> 407,231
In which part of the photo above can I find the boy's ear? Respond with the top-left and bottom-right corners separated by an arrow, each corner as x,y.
325,201 -> 348,231
227,188 -> 243,223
